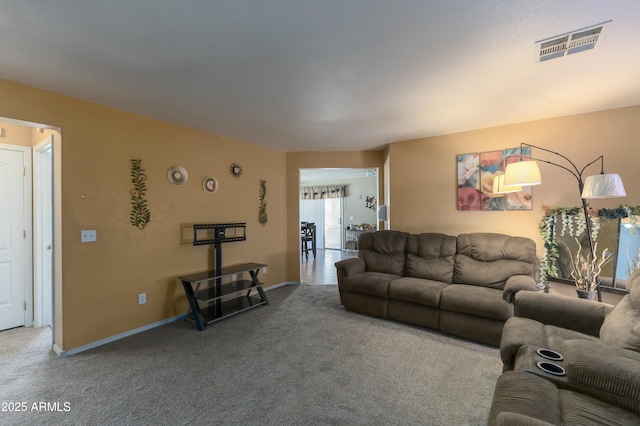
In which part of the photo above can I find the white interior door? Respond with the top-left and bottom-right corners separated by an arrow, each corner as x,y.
34,136 -> 53,327
0,144 -> 31,331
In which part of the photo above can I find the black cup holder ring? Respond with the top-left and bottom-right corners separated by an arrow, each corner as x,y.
536,348 -> 563,361
537,361 -> 566,376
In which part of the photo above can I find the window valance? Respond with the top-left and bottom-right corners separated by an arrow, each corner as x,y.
300,185 -> 346,200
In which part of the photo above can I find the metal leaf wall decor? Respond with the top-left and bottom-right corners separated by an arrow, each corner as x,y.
258,179 -> 268,225
129,159 -> 151,230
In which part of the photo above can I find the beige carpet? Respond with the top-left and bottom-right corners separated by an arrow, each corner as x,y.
0,284 -> 502,425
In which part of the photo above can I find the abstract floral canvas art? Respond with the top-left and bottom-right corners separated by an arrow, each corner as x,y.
457,147 -> 532,211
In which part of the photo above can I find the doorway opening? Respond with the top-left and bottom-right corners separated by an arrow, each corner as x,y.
0,117 -> 61,351
299,168 -> 379,284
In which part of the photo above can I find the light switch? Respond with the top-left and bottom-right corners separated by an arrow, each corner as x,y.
81,230 -> 96,242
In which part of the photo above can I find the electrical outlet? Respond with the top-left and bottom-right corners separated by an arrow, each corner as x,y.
81,230 -> 96,242
262,266 -> 267,274
138,293 -> 146,305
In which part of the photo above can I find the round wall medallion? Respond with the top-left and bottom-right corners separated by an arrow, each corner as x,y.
230,163 -> 243,178
167,166 -> 188,185
202,176 -> 219,193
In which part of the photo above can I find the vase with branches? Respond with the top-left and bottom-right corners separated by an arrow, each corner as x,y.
569,237 -> 612,298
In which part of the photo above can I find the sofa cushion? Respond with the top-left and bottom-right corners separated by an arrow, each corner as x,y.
562,339 -> 640,414
599,295 -> 640,352
559,389 -> 640,425
358,230 -> 409,276
489,371 -> 640,426
544,324 -> 599,350
440,284 -> 513,321
405,233 -> 456,283
454,233 -> 536,289
340,272 -> 399,298
388,277 -> 448,308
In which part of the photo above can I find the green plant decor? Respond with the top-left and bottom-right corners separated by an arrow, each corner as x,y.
258,180 -> 268,225
538,213 -> 557,292
539,205 -> 640,292
129,159 -> 151,230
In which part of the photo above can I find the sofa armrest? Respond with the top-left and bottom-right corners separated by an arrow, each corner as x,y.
335,257 -> 365,278
335,258 -> 365,304
562,339 -> 640,414
503,275 -> 538,303
513,291 -> 614,337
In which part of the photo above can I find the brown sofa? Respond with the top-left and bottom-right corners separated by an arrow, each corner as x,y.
488,269 -> 640,424
488,370 -> 640,425
335,230 -> 538,346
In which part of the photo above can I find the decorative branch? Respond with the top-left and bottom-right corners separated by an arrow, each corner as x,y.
569,238 -> 612,292
258,180 -> 268,225
129,159 -> 151,230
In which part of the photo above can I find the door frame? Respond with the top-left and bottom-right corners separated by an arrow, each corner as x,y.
0,143 -> 33,328
33,135 -> 53,328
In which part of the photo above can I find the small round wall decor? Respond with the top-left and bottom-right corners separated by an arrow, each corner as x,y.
230,163 -> 243,178
202,176 -> 219,193
167,166 -> 188,185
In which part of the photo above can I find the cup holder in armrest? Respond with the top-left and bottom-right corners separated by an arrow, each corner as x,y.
537,361 -> 566,376
536,348 -> 563,361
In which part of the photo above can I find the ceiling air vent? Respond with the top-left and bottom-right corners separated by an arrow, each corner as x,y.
535,20 -> 611,62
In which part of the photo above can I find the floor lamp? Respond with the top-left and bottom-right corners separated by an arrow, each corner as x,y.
503,143 -> 626,301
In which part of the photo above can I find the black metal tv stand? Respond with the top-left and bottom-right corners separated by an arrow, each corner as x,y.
179,223 -> 269,330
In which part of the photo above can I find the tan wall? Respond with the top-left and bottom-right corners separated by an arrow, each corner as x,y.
285,151 -> 385,280
387,106 -> 640,255
0,78 -> 288,351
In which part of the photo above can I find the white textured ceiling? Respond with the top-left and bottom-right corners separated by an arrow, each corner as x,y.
1,1 -> 639,152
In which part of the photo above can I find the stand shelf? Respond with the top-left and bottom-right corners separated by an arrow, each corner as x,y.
180,262 -> 268,330
179,223 -> 268,330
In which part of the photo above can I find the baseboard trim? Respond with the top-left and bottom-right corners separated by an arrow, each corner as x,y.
53,313 -> 188,358
54,281 -> 298,357
265,281 -> 300,290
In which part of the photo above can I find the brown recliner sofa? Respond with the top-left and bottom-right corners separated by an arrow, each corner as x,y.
488,269 -> 640,425
335,230 -> 538,346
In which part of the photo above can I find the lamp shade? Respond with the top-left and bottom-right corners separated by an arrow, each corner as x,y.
581,174 -> 626,199
504,160 -> 542,187
493,175 -> 522,194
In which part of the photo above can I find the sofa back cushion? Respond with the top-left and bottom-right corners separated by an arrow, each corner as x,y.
600,269 -> 640,352
406,233 -> 456,283
453,233 -> 537,289
358,230 -> 409,276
